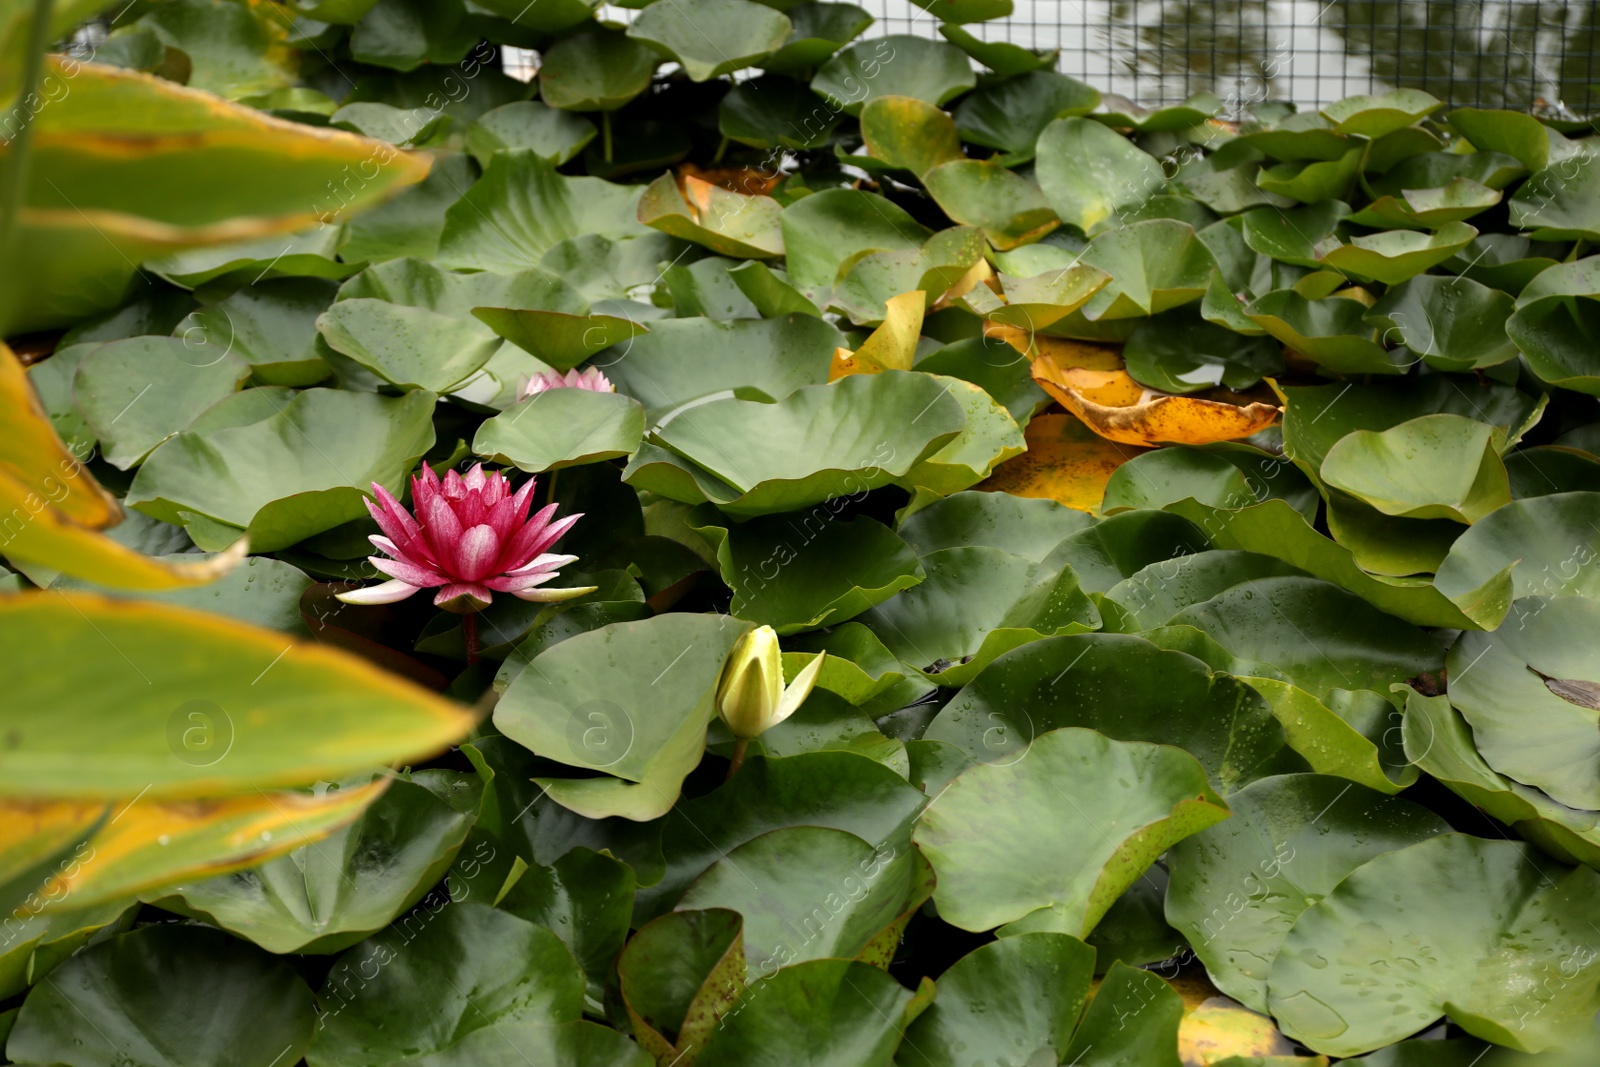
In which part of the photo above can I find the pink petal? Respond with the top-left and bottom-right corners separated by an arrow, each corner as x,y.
503,552 -> 579,578
336,579 -> 423,605
499,509 -> 581,572
455,489 -> 489,530
418,493 -> 465,570
372,556 -> 448,588
443,468 -> 466,500
434,582 -> 493,611
481,470 -> 509,508
454,524 -> 502,582
485,494 -> 521,541
463,463 -> 488,492
509,476 -> 538,520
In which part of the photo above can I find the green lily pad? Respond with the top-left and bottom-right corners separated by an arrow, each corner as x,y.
339,152 -> 475,264
602,313 -> 838,420
719,74 -> 844,150
695,959 -> 915,1066
1267,835 -> 1600,1056
148,225 -> 364,293
760,2 -> 873,75
1403,690 -> 1600,869
1169,575 -> 1443,702
635,751 -> 927,922
1509,156 -> 1600,241
1124,309 -> 1285,393
860,546 -> 1099,685
896,489 -> 1093,561
1364,274 -> 1518,371
1316,222 -> 1478,285
1245,291 -> 1403,375
437,150 -> 650,272
1506,257 -> 1600,394
474,389 -> 645,473
627,0 -> 791,81
1447,107 -> 1550,170
896,375 -> 1026,494
0,896 -> 135,1002
811,35 -> 975,115
925,631 -> 1287,791
627,372 -> 966,519
185,278 -> 337,387
619,908 -> 746,1063
1102,550 -> 1305,630
127,388 -> 436,553
779,188 -> 927,301
310,902 -> 644,1066
698,513 -> 923,634
937,22 -> 1059,77
830,227 -> 986,325
317,298 -> 504,392
1321,89 -> 1443,136
1043,510 -> 1208,593
1346,178 -> 1501,230
1165,498 -> 1489,630
1072,219 -> 1216,320
1257,146 -> 1363,204
1035,117 -> 1168,232
8,925 -> 314,1067
676,826 -> 918,970
897,933 -> 1095,1067
914,727 -> 1229,934
1435,492 -> 1600,619
467,0 -> 598,32
71,337 -> 250,470
347,0 -> 479,73
1448,596 -> 1600,810
1239,201 -> 1351,267
471,307 -> 649,373
494,613 -> 751,821
1166,773 -> 1450,1013
1242,676 -> 1418,794
1320,414 -> 1511,523
924,160 -> 1060,251
499,848 -> 637,1007
152,777 -> 472,954
539,25 -> 659,111
911,335 -> 1051,423
1091,91 -> 1221,132
465,100 -> 597,166
859,95 -> 963,178
952,71 -> 1099,158
637,173 -> 785,259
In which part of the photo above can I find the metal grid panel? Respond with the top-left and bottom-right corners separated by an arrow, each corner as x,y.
854,0 -> 1600,112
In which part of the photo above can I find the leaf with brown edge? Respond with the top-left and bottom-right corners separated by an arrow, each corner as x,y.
637,172 -> 784,259
830,291 -> 925,379
619,908 -> 746,1067
1528,666 -> 1600,710
1033,350 -> 1280,447
1017,330 -> 1146,407
2,343 -> 118,528
855,846 -> 936,969
15,778 -> 388,910
1179,993 -> 1309,1067
978,413 -> 1149,513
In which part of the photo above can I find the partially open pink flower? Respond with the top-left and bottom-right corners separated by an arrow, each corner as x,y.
520,366 -> 615,400
337,463 -> 596,613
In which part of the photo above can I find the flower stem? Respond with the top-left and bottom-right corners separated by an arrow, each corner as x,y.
545,468 -> 560,506
602,110 -> 614,163
463,613 -> 481,666
726,737 -> 750,780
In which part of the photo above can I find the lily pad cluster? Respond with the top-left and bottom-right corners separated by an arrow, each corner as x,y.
5,0 -> 1600,1064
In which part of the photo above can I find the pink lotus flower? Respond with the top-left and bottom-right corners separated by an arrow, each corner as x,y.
337,463 -> 596,613
520,366 -> 615,400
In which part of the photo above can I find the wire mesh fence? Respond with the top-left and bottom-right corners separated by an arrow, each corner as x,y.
856,0 -> 1600,114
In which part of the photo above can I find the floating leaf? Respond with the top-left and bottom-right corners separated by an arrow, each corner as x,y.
1506,257 -> 1600,395
859,94 -> 964,178
1166,774 -> 1448,1013
539,25 -> 659,111
1245,291 -> 1404,375
1267,835 -> 1600,1056
1316,223 -> 1478,285
465,100 -> 597,166
1321,89 -> 1443,136
810,35 -> 975,115
619,908 -> 745,1065
1320,414 -> 1510,523
474,389 -> 645,473
494,613 -> 750,821
1035,117 -> 1168,232
953,71 -> 1099,157
8,925 -> 315,1067
627,0 -> 791,81
638,173 -> 784,259
695,959 -> 914,1066
914,727 -> 1229,934
1363,274 -> 1518,371
924,632 -> 1286,791
978,412 -> 1149,512
152,777 -> 473,954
